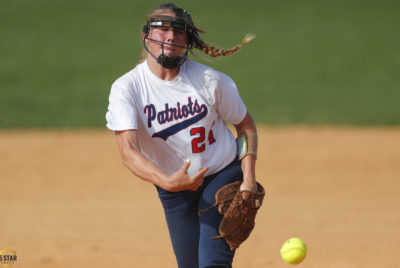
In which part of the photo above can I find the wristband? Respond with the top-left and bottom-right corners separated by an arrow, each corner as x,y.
236,133 -> 258,160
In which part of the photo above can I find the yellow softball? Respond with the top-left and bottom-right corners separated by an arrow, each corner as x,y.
280,237 -> 307,265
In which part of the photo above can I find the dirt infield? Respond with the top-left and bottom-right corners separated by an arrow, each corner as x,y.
1,127 -> 399,268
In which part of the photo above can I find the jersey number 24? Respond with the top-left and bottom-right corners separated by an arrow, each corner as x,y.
190,127 -> 216,153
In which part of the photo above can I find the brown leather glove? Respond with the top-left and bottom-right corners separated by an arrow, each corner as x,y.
198,180 -> 265,251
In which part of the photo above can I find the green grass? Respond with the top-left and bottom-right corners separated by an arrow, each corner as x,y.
1,0 -> 399,128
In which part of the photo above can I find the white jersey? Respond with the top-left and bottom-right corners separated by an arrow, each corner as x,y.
106,59 -> 247,176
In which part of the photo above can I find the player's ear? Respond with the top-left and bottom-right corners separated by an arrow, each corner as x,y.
141,32 -> 145,40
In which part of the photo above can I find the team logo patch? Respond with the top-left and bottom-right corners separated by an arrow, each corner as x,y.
144,97 -> 208,141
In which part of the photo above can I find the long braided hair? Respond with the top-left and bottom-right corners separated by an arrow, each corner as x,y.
139,3 -> 254,62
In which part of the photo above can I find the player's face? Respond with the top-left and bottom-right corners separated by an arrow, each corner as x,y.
146,11 -> 188,58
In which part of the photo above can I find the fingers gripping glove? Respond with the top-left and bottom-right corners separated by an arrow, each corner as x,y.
198,181 -> 265,251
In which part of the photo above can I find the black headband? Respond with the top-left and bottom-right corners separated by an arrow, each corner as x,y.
147,15 -> 192,32
148,15 -> 188,32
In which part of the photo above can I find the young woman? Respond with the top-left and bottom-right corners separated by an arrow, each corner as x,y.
106,3 -> 259,268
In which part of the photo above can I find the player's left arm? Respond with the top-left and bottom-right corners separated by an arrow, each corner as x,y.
234,112 -> 258,193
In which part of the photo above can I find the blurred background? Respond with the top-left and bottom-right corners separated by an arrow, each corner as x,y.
1,0 -> 399,128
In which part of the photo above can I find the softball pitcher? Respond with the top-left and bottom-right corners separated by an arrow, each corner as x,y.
106,3 -> 259,267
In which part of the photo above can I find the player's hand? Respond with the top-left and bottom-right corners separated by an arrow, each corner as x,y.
240,180 -> 258,200
164,160 -> 208,192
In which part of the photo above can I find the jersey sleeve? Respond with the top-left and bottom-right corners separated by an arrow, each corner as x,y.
106,82 -> 139,131
216,73 -> 247,125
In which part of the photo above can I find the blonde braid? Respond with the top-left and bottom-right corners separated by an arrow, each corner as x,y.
194,34 -> 255,58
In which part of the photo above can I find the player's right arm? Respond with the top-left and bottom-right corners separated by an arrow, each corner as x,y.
115,130 -> 208,192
